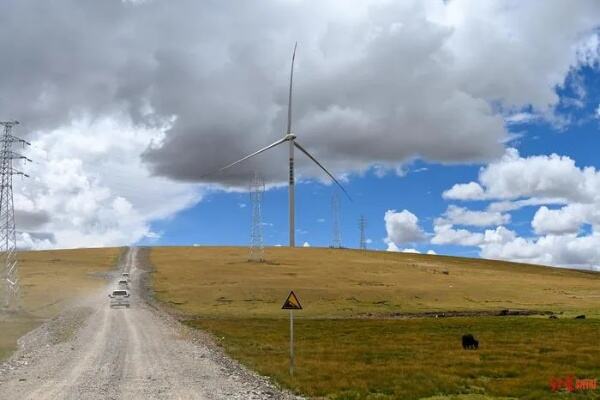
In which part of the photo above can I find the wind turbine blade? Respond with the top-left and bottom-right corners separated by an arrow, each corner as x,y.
216,137 -> 288,173
287,42 -> 297,135
294,141 -> 352,201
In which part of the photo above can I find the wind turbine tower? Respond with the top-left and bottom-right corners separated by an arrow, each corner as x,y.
213,44 -> 351,247
0,121 -> 30,311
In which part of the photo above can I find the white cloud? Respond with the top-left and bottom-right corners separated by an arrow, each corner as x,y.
443,182 -> 485,200
531,205 -> 585,235
443,148 -> 600,202
426,250 -> 437,255
487,197 -> 568,213
505,112 -> 538,125
384,209 -> 426,247
14,114 -> 200,249
433,197 -> 600,269
431,222 -> 484,246
302,241 -> 311,247
438,148 -> 600,269
432,219 -> 516,247
531,203 -> 600,236
441,205 -> 509,227
480,233 -> 600,271
401,248 -> 420,254
386,241 -> 400,252
386,244 -> 425,254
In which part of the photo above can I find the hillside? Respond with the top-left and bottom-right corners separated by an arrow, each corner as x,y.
148,246 -> 600,318
148,246 -> 600,399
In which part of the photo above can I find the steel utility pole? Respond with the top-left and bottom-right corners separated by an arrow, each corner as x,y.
0,121 -> 30,311
249,173 -> 265,262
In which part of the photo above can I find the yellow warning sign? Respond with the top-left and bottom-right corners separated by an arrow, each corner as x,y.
281,290 -> 302,310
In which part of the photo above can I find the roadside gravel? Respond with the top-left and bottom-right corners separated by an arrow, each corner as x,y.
0,248 -> 302,400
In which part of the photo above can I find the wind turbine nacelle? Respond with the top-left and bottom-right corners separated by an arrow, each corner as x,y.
284,133 -> 296,141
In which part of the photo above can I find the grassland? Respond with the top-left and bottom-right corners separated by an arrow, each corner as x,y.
190,317 -> 600,400
149,246 -> 600,399
150,246 -> 600,318
0,248 -> 120,360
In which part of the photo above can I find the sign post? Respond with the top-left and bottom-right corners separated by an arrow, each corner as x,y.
281,290 -> 302,376
289,308 -> 294,375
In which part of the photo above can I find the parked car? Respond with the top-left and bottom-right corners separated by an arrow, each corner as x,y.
109,289 -> 130,308
122,272 -> 129,279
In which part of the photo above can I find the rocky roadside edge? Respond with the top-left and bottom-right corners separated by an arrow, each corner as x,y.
135,247 -> 304,400
0,248 -> 127,381
0,304 -> 96,380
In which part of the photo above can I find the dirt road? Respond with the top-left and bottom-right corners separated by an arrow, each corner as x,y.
0,248 -> 297,400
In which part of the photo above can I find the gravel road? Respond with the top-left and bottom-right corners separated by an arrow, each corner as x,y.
0,248 -> 299,400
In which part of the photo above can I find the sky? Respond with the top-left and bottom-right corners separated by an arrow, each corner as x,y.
2,0 -> 600,270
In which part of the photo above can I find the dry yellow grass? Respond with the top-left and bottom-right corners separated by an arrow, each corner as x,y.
17,248 -> 122,317
0,248 -> 121,360
149,246 -> 600,318
150,246 -> 600,399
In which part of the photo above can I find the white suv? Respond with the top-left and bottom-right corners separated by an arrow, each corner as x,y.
109,289 -> 130,308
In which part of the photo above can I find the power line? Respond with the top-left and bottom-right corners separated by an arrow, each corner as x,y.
0,121 -> 30,311
331,191 -> 342,248
359,215 -> 367,251
249,173 -> 265,262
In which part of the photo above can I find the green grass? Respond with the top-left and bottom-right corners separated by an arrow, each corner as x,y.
190,317 -> 600,400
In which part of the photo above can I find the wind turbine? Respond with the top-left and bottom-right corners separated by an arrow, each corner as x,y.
214,43 -> 351,247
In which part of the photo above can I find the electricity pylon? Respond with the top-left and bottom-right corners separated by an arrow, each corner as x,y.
331,192 -> 342,248
0,121 -> 30,311
249,173 -> 265,262
359,215 -> 367,251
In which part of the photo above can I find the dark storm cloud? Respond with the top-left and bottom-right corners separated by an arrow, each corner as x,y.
1,0 -> 599,186
15,210 -> 50,230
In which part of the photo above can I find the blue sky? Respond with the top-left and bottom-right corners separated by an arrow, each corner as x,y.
4,1 -> 600,270
142,65 -> 600,265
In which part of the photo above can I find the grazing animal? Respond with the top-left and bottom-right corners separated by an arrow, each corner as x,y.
575,315 -> 586,319
549,315 -> 558,319
462,334 -> 479,350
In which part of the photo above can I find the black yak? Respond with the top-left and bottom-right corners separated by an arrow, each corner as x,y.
575,315 -> 586,319
462,334 -> 479,350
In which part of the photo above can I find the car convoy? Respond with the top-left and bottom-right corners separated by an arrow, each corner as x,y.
109,272 -> 132,308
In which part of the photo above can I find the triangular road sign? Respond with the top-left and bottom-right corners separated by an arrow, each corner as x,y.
282,290 -> 302,310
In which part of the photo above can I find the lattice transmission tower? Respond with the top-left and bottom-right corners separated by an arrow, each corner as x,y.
359,215 -> 367,251
249,173 -> 265,262
0,121 -> 30,311
331,191 -> 341,248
